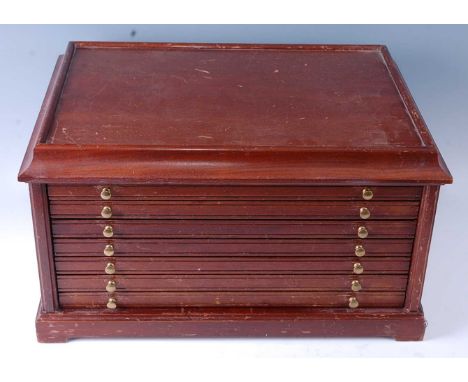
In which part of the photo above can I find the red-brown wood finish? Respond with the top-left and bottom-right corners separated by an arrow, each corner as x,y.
18,43 -> 451,185
48,185 -> 423,200
57,275 -> 409,291
35,307 -> 427,343
29,184 -> 59,312
404,186 -> 440,311
59,291 -> 406,309
52,238 -> 414,256
51,219 -> 417,238
54,257 -> 411,274
49,200 -> 420,220
18,42 -> 452,342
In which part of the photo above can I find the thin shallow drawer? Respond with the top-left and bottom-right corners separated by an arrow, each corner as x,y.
49,200 -> 420,220
55,257 -> 410,274
58,291 -> 406,308
53,238 -> 414,257
57,275 -> 409,292
48,185 -> 423,201
52,220 -> 417,239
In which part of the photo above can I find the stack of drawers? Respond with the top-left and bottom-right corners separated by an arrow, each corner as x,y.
48,185 -> 421,311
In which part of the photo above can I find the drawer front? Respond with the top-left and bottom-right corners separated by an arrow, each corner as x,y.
57,275 -> 409,292
49,200 -> 419,220
48,185 -> 423,201
53,238 -> 414,257
55,257 -> 410,274
52,220 -> 417,239
49,184 -> 420,311
59,291 -> 406,308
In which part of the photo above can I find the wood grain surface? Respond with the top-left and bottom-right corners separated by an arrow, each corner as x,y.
54,257 -> 411,274
49,200 -> 419,220
52,238 -> 414,256
51,219 -> 417,238
57,274 -> 408,292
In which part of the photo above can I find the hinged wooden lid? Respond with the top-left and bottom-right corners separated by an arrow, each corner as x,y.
18,42 -> 452,184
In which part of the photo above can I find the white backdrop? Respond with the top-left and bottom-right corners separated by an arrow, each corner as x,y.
0,25 -> 467,368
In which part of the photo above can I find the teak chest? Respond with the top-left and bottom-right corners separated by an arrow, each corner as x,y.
18,42 -> 452,342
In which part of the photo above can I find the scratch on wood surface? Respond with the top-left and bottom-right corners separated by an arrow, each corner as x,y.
61,126 -> 80,146
194,68 -> 211,74
90,83 -> 108,99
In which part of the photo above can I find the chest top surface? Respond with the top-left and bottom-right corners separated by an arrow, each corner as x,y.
18,42 -> 451,184
49,45 -> 420,148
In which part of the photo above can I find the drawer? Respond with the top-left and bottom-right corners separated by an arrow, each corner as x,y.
52,220 -> 417,239
55,257 -> 410,274
53,238 -> 414,257
49,200 -> 420,220
48,185 -> 423,201
57,275 -> 409,292
58,291 -> 406,308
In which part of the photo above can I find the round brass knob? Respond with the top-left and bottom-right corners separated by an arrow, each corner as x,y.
362,188 -> 373,200
103,244 -> 114,257
101,206 -> 112,219
103,225 -> 113,238
357,226 -> 368,239
348,297 -> 359,309
105,262 -> 116,275
353,263 -> 364,274
359,207 -> 370,220
355,245 -> 365,257
107,298 -> 117,309
106,280 -> 117,293
100,187 -> 111,200
351,280 -> 362,292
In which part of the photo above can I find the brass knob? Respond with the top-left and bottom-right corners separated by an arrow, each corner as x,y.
359,207 -> 370,219
103,244 -> 114,257
357,226 -> 368,239
362,188 -> 373,200
105,262 -> 115,275
353,263 -> 364,274
351,280 -> 362,292
103,225 -> 114,238
106,280 -> 116,293
355,245 -> 365,257
348,297 -> 359,309
101,187 -> 111,200
107,298 -> 117,309
101,206 -> 112,219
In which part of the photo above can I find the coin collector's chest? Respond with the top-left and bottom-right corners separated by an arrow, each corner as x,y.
19,42 -> 452,342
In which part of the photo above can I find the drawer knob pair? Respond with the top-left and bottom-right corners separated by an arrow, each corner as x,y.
104,244 -> 114,257
106,280 -> 117,293
107,298 -> 117,309
101,206 -> 112,219
351,280 -> 362,292
357,226 -> 368,239
103,225 -> 114,238
355,245 -> 365,257
348,297 -> 359,309
362,188 -> 373,200
105,262 -> 116,275
100,187 -> 112,200
359,207 -> 370,219
353,263 -> 364,274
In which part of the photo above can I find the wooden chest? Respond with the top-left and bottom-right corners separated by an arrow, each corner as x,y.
18,42 -> 452,342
